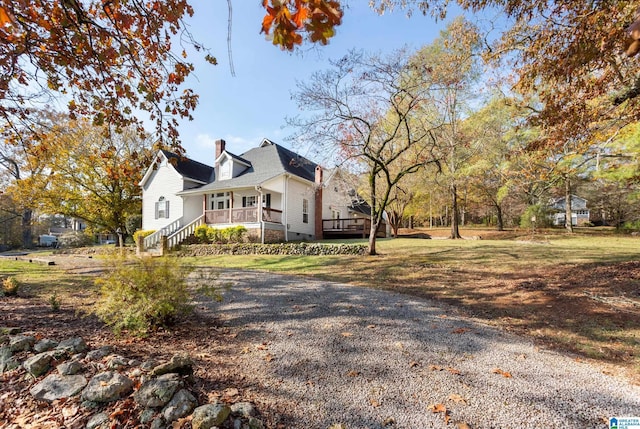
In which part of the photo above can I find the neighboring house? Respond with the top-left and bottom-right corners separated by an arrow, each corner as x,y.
139,138 -> 385,248
549,195 -> 591,226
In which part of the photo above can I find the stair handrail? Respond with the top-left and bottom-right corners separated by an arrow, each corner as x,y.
167,215 -> 205,249
143,217 -> 183,249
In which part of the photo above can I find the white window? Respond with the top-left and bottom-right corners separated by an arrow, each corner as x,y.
243,195 -> 257,207
211,192 -> 230,210
303,198 -> 309,223
155,197 -> 169,219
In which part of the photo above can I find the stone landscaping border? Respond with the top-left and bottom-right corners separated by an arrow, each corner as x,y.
176,242 -> 368,257
0,327 -> 264,429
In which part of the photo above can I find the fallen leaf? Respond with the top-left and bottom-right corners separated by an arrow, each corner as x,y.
456,423 -> 472,429
447,367 -> 461,375
240,346 -> 251,354
328,424 -> 346,429
346,370 -> 360,377
256,342 -> 269,350
429,403 -> 447,413
451,328 -> 469,334
341,332 -> 353,337
448,393 -> 467,404
437,314 -> 448,319
382,417 -> 396,426
492,368 -> 512,378
429,364 -> 443,371
367,324 -> 376,329
264,353 -> 274,362
172,415 -> 193,428
287,331 -> 293,336
369,398 -> 381,407
409,360 -> 419,368
223,387 -> 239,398
99,381 -> 108,386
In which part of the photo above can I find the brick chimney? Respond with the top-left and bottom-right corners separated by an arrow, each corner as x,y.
215,139 -> 226,160
314,165 -> 323,240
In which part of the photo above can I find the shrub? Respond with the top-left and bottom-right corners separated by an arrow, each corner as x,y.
2,277 -> 20,296
49,293 -> 61,311
94,256 -> 193,336
193,225 -> 248,244
520,205 -> 553,229
133,229 -> 156,244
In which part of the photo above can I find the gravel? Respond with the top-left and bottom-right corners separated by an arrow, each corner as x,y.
203,269 -> 640,429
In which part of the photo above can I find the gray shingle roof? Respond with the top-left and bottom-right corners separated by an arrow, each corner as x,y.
161,150 -> 214,183
179,140 -> 318,194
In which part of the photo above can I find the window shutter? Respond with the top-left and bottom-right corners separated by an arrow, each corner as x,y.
155,202 -> 159,219
266,193 -> 271,208
242,196 -> 247,207
165,201 -> 170,219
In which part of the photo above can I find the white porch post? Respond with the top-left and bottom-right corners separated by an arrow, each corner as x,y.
256,186 -> 264,244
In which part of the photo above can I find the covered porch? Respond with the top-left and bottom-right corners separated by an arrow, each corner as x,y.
202,189 -> 283,226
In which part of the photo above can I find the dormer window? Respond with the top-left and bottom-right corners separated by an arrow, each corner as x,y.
219,159 -> 232,180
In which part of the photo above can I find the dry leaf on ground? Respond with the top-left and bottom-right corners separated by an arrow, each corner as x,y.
448,393 -> 467,404
492,368 -> 512,378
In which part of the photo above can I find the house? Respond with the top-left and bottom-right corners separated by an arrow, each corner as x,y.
139,138 -> 385,249
549,194 -> 590,226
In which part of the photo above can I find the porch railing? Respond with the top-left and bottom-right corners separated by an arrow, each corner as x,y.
204,207 -> 282,225
322,218 -> 370,232
144,217 -> 183,249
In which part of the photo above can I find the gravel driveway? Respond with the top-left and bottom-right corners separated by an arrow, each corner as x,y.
203,269 -> 639,429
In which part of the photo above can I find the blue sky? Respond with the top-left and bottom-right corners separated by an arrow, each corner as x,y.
176,1 -> 469,163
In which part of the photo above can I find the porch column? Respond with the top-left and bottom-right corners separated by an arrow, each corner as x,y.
314,166 -> 323,240
202,195 -> 206,223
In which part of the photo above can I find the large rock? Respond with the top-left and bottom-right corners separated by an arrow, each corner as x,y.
162,389 -> 197,422
55,337 -> 88,354
134,373 -> 181,408
9,335 -> 35,352
85,412 -> 110,429
30,374 -> 88,401
57,360 -> 83,376
191,403 -> 232,429
86,346 -> 114,361
82,371 -> 133,403
23,352 -> 53,377
34,338 -> 58,353
0,346 -> 19,373
151,354 -> 193,376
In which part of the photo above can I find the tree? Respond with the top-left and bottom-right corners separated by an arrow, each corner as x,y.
367,1 -> 640,150
0,1 -> 348,151
409,17 -> 482,239
462,96 -> 534,231
289,49 -> 440,255
5,116 -> 154,239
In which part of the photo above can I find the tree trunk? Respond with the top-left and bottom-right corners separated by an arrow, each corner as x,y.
368,219 -> 378,255
21,209 -> 32,249
564,176 -> 574,233
496,204 -> 504,231
449,183 -> 462,239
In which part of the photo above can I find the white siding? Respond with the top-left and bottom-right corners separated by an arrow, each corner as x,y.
141,157 -> 185,231
285,177 -> 316,239
183,195 -> 203,225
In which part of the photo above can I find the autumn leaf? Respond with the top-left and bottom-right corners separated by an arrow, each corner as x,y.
429,364 -> 443,371
264,353 -> 275,362
447,367 -> 462,375
369,398 -> 381,408
448,393 -> 467,404
0,6 -> 13,27
341,332 -> 353,337
409,360 -> 420,368
429,403 -> 447,413
492,368 -> 512,378
346,370 -> 360,377
457,423 -> 472,429
451,327 -> 470,334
